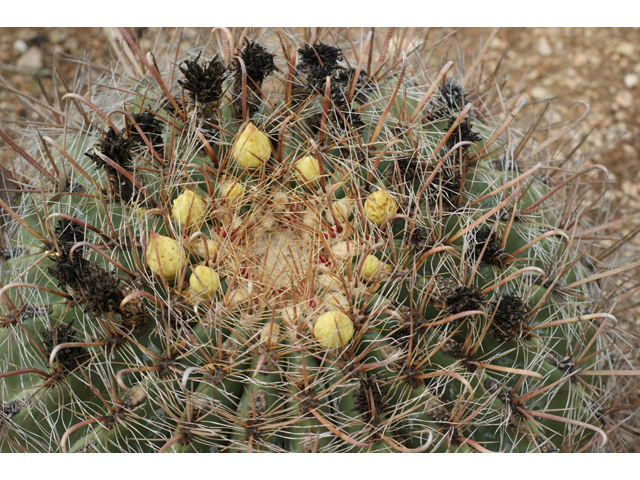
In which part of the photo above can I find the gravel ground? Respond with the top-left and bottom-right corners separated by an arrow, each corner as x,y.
1,27 -> 639,450
460,28 -> 640,211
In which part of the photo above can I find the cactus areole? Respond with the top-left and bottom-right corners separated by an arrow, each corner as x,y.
0,29 -> 638,453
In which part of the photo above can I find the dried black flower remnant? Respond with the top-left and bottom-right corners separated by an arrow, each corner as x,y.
406,225 -> 433,253
429,79 -> 468,118
445,116 -> 481,152
86,127 -> 136,202
131,110 -> 164,155
49,219 -> 147,335
180,53 -> 227,105
298,42 -> 344,71
42,323 -> 88,371
353,374 -> 385,424
491,295 -> 529,343
297,42 -> 343,96
471,227 -> 507,266
442,79 -> 466,110
428,277 -> 485,315
446,285 -> 485,316
292,42 -> 371,130
179,53 -> 227,129
50,219 -> 120,315
52,217 -> 85,270
332,66 -> 373,105
393,153 -> 421,182
231,41 -> 276,120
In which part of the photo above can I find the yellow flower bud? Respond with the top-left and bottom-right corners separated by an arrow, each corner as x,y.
220,181 -> 245,204
232,122 -> 271,169
294,155 -> 321,185
189,265 -> 220,299
146,232 -> 186,281
172,190 -> 206,228
364,189 -> 398,226
362,255 -> 381,280
314,311 -> 354,349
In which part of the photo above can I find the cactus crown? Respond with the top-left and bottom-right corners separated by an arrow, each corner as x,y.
0,28 -> 638,453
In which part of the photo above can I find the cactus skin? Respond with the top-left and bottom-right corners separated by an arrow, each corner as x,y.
1,28 -> 638,453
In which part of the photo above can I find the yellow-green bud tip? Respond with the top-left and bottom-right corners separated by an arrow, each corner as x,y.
362,255 -> 381,280
146,233 -> 186,281
172,190 -> 206,228
364,189 -> 398,226
220,181 -> 245,204
189,265 -> 220,299
294,155 -> 321,185
232,122 -> 271,170
314,311 -> 354,349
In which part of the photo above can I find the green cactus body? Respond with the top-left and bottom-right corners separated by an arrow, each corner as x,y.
1,29 -> 637,453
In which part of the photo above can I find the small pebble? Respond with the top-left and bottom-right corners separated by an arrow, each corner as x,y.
16,47 -> 43,70
49,28 -> 70,44
537,36 -> 553,56
13,39 -> 28,54
531,86 -> 550,100
616,121 -> 628,132
624,73 -> 639,89
615,90 -> 634,109
615,41 -> 635,56
573,53 -> 588,67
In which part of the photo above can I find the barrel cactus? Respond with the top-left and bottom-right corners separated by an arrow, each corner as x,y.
1,28 -> 638,453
